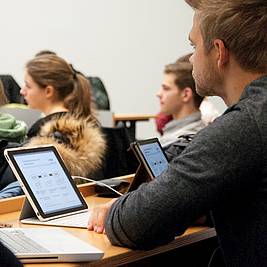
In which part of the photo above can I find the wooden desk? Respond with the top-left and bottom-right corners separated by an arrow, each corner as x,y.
0,174 -> 216,267
113,114 -> 155,141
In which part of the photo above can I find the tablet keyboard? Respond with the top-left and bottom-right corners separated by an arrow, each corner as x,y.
48,210 -> 90,228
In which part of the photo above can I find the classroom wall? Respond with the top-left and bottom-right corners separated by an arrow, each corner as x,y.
0,0 -> 226,139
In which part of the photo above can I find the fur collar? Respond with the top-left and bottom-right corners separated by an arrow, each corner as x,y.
26,114 -> 106,177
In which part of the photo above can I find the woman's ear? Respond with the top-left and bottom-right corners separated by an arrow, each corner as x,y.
44,85 -> 55,99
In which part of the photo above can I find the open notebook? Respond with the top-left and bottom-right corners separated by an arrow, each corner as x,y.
0,227 -> 103,263
4,145 -> 91,228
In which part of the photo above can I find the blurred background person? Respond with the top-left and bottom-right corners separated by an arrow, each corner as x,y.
0,80 -> 27,144
0,54 -> 106,194
156,53 -> 206,148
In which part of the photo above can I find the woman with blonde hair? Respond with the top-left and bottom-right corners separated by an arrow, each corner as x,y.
0,54 -> 106,194
21,54 -> 106,178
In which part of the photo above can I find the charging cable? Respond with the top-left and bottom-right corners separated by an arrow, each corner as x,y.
72,175 -> 123,196
207,246 -> 221,267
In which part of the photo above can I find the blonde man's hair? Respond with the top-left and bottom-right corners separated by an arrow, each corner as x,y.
185,0 -> 200,9
186,0 -> 267,73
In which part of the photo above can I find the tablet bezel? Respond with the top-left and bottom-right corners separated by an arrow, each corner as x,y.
4,145 -> 88,220
131,138 -> 168,179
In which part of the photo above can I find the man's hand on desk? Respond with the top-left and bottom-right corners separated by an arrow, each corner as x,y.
87,199 -> 117,234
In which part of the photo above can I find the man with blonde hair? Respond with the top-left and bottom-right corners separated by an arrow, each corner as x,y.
88,1 -> 267,265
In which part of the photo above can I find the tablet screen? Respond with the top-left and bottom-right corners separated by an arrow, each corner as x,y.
135,138 -> 168,177
5,146 -> 87,218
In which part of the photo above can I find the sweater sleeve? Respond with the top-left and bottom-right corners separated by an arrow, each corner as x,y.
105,106 -> 262,249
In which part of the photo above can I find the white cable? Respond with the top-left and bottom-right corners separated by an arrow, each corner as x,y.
207,246 -> 220,267
72,175 -> 123,196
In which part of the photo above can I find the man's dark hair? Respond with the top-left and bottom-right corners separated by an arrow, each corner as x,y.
164,53 -> 204,108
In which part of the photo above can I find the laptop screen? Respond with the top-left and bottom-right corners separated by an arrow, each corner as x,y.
5,146 -> 87,219
135,138 -> 168,178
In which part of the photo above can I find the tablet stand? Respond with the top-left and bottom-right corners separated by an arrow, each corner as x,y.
19,197 -> 36,220
127,145 -> 153,192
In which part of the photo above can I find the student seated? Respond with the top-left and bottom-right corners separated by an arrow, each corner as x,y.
87,1 -> 267,266
0,54 -> 106,191
23,54 -> 105,175
0,81 -> 27,192
0,81 -> 27,143
156,54 -> 206,148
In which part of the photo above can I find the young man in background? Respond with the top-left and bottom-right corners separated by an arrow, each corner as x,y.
157,53 -> 205,148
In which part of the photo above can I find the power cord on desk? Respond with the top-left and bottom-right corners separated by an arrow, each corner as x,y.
72,176 -> 123,196
207,246 -> 221,267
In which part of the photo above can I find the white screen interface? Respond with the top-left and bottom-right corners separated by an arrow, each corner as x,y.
13,150 -> 83,214
139,142 -> 168,177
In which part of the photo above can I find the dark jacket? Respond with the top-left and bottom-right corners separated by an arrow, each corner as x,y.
26,112 -> 66,138
0,241 -> 23,267
105,76 -> 267,266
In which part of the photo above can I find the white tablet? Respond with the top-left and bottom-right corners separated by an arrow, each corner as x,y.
4,145 -> 88,222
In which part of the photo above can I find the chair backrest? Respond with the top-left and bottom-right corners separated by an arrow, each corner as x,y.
94,110 -> 114,127
0,75 -> 24,104
87,77 -> 110,110
93,126 -> 138,180
0,104 -> 42,128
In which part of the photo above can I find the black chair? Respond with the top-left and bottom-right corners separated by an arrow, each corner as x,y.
93,126 -> 138,180
87,77 -> 110,110
0,75 -> 24,104
0,140 -> 21,190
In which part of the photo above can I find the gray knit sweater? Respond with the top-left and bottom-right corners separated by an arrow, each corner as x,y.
105,76 -> 267,267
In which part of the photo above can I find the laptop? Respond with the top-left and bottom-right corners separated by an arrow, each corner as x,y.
127,138 -> 169,192
4,145 -> 91,228
0,227 -> 103,263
